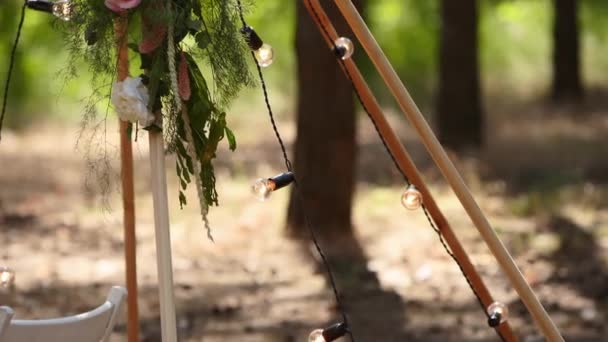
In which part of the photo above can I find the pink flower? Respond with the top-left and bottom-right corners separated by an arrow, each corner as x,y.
138,23 -> 166,53
138,2 -> 167,53
105,0 -> 141,13
178,52 -> 191,101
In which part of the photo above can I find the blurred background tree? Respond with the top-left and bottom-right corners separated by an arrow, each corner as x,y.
551,0 -> 583,103
2,0 -> 608,243
2,1 -> 608,339
437,0 -> 483,151
0,0 -> 84,129
286,1 -> 363,244
2,0 -> 608,129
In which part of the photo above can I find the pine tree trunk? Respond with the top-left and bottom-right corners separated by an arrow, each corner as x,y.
552,0 -> 583,102
287,1 -> 361,238
437,0 -> 483,151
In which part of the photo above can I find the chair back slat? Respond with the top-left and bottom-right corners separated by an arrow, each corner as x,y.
0,306 -> 14,339
0,286 -> 126,342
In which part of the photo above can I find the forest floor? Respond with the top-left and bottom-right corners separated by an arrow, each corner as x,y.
1,99 -> 608,341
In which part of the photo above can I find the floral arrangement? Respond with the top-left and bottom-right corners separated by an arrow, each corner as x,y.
58,0 -> 254,237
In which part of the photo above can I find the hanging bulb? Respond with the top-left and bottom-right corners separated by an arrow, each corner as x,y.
241,26 -> 274,67
308,329 -> 326,342
309,322 -> 348,342
251,172 -> 295,201
487,301 -> 509,327
26,0 -> 73,21
252,178 -> 275,201
52,0 -> 73,21
334,37 -> 354,60
401,184 -> 423,210
0,266 -> 15,288
254,43 -> 275,68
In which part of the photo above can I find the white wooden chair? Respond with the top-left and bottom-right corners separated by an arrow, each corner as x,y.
0,286 -> 126,342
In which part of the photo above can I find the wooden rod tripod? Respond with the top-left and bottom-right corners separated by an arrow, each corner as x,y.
115,15 -> 140,342
303,1 -> 516,340
116,12 -> 179,342
306,0 -> 563,340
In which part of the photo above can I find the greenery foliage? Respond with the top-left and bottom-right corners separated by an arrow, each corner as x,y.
4,0 -> 608,122
2,0 -> 608,209
26,0 -> 253,231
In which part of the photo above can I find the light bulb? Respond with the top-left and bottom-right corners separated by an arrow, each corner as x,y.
254,43 -> 274,67
487,301 -> 509,327
0,266 -> 15,288
251,172 -> 295,201
26,0 -> 73,21
334,37 -> 354,60
308,322 -> 347,342
252,178 -> 275,201
240,26 -> 275,67
52,0 -> 73,21
401,184 -> 423,210
308,329 -> 326,342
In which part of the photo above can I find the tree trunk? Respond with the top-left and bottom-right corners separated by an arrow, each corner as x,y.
437,0 -> 483,151
287,1 -> 361,239
552,0 -> 583,102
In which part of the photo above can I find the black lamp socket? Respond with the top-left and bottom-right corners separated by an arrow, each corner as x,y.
488,313 -> 502,328
240,26 -> 264,51
269,172 -> 295,191
334,45 -> 348,59
322,322 -> 348,342
26,0 -> 53,13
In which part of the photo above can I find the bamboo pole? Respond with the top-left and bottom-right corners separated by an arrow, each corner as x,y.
115,15 -> 140,342
303,1 -> 517,340
148,128 -> 178,342
332,1 -> 563,341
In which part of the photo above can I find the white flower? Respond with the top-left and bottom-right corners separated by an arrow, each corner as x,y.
111,77 -> 155,127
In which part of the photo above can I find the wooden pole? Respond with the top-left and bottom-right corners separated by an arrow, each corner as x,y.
303,1 -> 517,340
115,15 -> 140,342
148,128 -> 178,342
332,1 -> 563,341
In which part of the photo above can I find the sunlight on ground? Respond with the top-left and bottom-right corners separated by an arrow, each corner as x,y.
1,107 -> 608,340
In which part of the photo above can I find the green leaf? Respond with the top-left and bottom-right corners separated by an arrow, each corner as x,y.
187,19 -> 203,32
195,31 -> 211,50
182,165 -> 191,183
176,160 -> 182,178
185,154 -> 194,175
191,0 -> 202,18
176,155 -> 192,186
200,161 -> 219,206
184,53 -> 212,106
208,112 -> 227,148
179,191 -> 187,209
225,126 -> 237,151
175,139 -> 195,174
146,51 -> 167,111
127,43 -> 139,53
176,136 -> 188,156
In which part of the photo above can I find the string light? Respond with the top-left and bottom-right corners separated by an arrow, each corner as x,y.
401,184 -> 423,210
487,301 -> 509,327
309,322 -> 348,342
237,2 -> 355,340
26,0 -> 74,21
333,37 -> 354,60
240,26 -> 274,67
0,266 -> 15,288
251,172 -> 295,201
308,2 -> 509,337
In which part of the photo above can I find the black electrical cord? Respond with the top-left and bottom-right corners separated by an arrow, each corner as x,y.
236,1 -> 356,341
305,1 -> 506,341
0,2 -> 27,142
